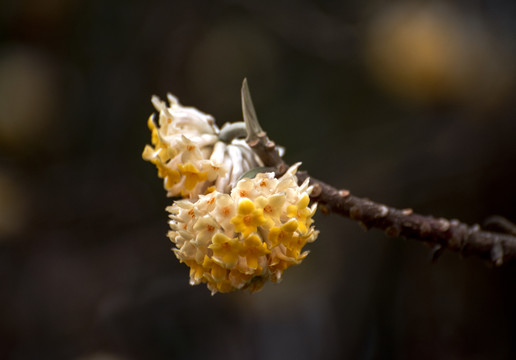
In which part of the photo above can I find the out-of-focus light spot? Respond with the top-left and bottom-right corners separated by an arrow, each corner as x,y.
365,3 -> 514,109
0,46 -> 60,153
0,171 -> 28,239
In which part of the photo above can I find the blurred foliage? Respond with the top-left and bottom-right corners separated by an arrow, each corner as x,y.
1,0 -> 516,359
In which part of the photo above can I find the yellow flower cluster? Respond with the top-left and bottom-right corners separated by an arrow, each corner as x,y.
142,94 -> 263,198
168,164 -> 318,294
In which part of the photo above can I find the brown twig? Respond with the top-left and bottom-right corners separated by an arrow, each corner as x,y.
248,129 -> 516,266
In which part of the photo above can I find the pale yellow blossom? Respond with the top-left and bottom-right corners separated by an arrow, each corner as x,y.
143,95 -> 263,199
240,234 -> 270,271
268,219 -> 298,247
230,199 -> 266,237
209,233 -> 241,268
167,164 -> 318,294
287,193 -> 317,234
255,194 -> 286,229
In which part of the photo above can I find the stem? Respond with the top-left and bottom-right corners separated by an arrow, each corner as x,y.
296,173 -> 516,266
241,78 -> 516,266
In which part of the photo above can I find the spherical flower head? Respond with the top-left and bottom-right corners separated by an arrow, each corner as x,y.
167,163 -> 319,294
142,94 -> 264,199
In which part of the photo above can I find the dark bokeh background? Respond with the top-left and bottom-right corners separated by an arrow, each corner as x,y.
1,1 -> 516,359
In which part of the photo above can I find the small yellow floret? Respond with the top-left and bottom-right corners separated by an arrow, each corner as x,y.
230,199 -> 266,237
178,162 -> 208,190
185,260 -> 204,285
268,218 -> 298,247
240,234 -> 270,271
287,193 -> 313,233
255,194 -> 285,228
208,233 -> 241,268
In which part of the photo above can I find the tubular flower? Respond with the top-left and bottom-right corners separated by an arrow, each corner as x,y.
142,94 -> 263,199
167,163 -> 319,294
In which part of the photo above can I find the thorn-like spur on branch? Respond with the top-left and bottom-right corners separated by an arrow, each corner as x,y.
241,79 -> 287,175
242,79 -> 516,266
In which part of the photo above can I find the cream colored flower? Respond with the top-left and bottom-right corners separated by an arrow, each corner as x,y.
255,194 -> 286,229
192,215 -> 219,247
230,177 -> 258,201
167,164 -> 318,294
142,94 -> 263,199
210,193 -> 236,233
144,87 -> 321,294
287,193 -> 317,234
209,233 -> 241,268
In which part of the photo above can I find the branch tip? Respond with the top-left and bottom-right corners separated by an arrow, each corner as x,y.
241,78 -> 263,143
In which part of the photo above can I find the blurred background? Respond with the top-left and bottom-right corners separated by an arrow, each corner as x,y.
1,0 -> 516,359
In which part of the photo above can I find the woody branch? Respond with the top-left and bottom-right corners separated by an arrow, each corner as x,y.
241,79 -> 516,266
